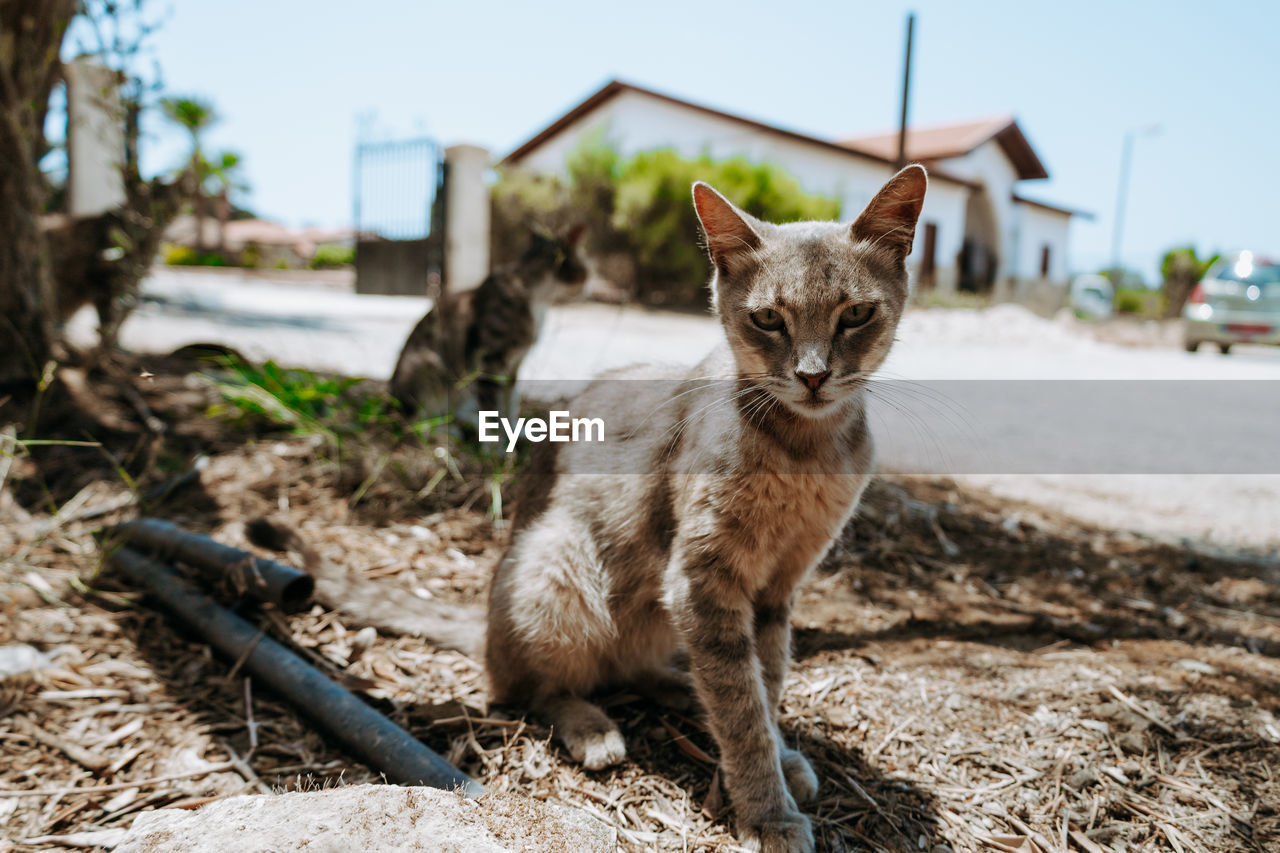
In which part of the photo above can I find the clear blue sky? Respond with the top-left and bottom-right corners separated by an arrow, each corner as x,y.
110,0 -> 1277,283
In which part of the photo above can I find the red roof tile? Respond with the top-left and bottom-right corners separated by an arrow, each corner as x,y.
839,116 -> 1049,181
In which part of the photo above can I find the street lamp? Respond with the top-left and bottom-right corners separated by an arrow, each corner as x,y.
1109,124 -> 1162,288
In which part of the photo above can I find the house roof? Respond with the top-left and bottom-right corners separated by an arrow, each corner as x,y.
1012,193 -> 1093,220
502,79 -> 980,189
840,116 -> 1049,181
164,215 -> 355,253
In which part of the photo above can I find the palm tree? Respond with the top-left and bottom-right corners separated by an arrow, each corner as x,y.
160,96 -> 218,252
203,150 -> 249,255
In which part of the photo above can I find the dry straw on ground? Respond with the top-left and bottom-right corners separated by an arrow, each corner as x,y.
2,361 -> 1277,852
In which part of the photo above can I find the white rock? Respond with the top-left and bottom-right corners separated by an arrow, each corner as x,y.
113,785 -> 615,853
408,525 -> 440,545
1173,658 -> 1219,675
19,829 -> 128,849
0,644 -> 57,678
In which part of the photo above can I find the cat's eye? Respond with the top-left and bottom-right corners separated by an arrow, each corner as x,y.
838,303 -> 875,329
749,309 -> 784,332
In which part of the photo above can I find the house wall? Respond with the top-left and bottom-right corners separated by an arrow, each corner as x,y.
937,141 -> 1073,302
935,141 -> 1020,285
1012,203 -> 1072,282
515,90 -> 972,292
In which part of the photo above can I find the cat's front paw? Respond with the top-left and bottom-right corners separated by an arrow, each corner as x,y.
573,728 -> 627,770
638,667 -> 695,711
738,810 -> 814,853
779,747 -> 819,803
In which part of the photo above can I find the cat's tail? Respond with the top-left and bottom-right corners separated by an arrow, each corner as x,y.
246,518 -> 485,658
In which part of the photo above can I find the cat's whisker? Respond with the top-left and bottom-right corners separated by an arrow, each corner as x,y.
866,374 -> 980,442
861,381 -> 975,473
660,387 -> 755,455
625,378 -> 744,435
658,383 -> 767,467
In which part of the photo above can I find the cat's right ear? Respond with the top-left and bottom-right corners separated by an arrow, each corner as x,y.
692,182 -> 761,277
850,165 -> 928,261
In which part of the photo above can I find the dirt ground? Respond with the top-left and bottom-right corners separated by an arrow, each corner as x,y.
2,358 -> 1278,853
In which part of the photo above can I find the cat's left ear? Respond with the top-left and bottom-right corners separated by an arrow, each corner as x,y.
692,182 -> 761,277
850,165 -> 928,261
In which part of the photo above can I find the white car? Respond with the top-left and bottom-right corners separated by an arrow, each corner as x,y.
1069,274 -> 1114,320
1184,251 -> 1280,354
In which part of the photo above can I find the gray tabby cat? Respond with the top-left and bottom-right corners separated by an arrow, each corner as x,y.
388,226 -> 587,422
485,167 -> 928,852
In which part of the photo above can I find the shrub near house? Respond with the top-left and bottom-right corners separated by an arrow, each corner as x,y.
491,142 -> 840,306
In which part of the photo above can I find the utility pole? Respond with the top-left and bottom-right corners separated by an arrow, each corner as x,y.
894,12 -> 916,171
1109,124 -> 1161,286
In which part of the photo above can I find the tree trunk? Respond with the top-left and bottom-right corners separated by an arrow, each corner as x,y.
0,0 -> 77,385
217,187 -> 229,256
190,150 -> 208,254
193,186 -> 207,254
1162,255 -> 1197,319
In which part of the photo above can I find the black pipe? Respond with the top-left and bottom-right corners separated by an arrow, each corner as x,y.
109,546 -> 484,795
140,456 -> 208,506
112,518 -> 314,613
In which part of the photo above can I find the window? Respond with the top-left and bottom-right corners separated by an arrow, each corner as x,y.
920,222 -> 937,285
1040,244 -> 1052,278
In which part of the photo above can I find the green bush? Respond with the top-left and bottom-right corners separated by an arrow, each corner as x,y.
617,149 -> 839,304
491,139 -> 840,307
164,245 -> 226,267
1114,288 -> 1162,316
489,168 -> 575,265
309,244 -> 355,269
240,242 -> 263,269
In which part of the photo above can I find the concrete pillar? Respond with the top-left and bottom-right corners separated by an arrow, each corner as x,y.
933,265 -> 958,296
65,57 -> 126,218
443,144 -> 491,292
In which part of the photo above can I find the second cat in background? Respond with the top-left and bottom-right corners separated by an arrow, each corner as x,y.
389,225 -> 588,425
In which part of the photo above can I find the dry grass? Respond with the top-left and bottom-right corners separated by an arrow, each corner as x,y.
1,360 -> 1278,852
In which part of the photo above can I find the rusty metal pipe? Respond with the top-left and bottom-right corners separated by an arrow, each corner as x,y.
108,546 -> 484,795
112,518 -> 314,613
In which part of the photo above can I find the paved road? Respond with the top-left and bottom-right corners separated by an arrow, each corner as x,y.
69,270 -> 1280,553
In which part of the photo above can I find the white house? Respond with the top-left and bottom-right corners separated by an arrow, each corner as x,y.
503,80 -> 1087,303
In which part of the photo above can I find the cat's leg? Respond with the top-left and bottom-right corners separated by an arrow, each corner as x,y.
755,597 -> 819,805
674,567 -> 814,853
503,367 -> 522,421
488,512 -> 624,769
632,665 -> 695,711
534,692 -> 626,770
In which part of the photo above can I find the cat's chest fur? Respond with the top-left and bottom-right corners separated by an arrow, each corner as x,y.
685,431 -> 871,596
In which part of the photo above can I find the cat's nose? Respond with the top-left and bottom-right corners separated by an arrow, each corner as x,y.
795,367 -> 831,391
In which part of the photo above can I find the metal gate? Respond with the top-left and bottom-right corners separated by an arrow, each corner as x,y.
352,137 -> 445,296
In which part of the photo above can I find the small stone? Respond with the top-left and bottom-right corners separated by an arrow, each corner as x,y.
1174,658 -> 1218,675
1118,732 -> 1146,754
1068,768 -> 1097,790
0,644 -> 57,679
408,525 -> 440,544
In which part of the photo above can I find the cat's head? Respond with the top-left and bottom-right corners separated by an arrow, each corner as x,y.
522,224 -> 589,302
692,166 -> 927,419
